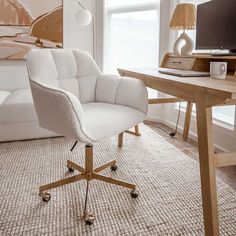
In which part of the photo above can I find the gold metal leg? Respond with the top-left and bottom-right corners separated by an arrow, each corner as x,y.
118,133 -> 123,148
135,125 -> 140,135
93,173 -> 136,190
39,143 -> 138,225
94,160 -> 116,173
85,144 -> 93,180
67,160 -> 84,173
39,174 -> 85,195
125,125 -> 141,136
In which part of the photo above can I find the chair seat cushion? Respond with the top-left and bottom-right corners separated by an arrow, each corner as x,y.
0,89 -> 37,124
82,102 -> 145,141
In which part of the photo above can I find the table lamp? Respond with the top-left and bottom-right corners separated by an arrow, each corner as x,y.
170,3 -> 196,55
75,2 -> 95,58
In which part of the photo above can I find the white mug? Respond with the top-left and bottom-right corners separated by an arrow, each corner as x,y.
210,62 -> 227,79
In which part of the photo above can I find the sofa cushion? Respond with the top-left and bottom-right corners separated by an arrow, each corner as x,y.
82,102 -> 145,141
0,89 -> 37,124
0,90 -> 10,105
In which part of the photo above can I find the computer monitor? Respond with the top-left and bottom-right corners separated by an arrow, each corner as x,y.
196,0 -> 236,54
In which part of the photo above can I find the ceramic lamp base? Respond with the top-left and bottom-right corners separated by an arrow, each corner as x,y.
173,31 -> 194,56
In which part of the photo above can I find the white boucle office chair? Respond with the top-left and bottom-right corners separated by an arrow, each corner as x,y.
27,49 -> 148,225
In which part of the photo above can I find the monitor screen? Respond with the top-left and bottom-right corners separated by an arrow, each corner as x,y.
196,0 -> 236,50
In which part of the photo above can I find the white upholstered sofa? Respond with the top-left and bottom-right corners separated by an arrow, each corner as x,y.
0,49 -> 147,142
0,61 -> 57,142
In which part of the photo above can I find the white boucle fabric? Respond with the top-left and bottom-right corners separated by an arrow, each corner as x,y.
78,75 -> 97,103
27,50 -> 58,86
58,79 -> 80,99
73,49 -> 101,77
26,49 -> 148,143
51,50 -> 77,79
30,80 -> 91,143
116,76 -> 148,114
82,102 -> 146,141
95,75 -> 121,104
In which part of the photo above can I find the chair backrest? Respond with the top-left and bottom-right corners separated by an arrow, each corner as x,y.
27,49 -> 101,103
26,49 -> 101,142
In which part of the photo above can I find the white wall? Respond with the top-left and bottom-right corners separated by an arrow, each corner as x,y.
159,0 -> 177,64
63,0 -> 95,54
19,0 -> 62,18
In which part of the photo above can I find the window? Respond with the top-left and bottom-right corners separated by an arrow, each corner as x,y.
104,0 -> 159,98
104,0 -> 159,73
178,0 -> 235,126
181,103 -> 235,127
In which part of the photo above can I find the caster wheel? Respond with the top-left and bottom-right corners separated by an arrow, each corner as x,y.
130,189 -> 139,198
84,213 -> 95,226
67,165 -> 75,173
111,165 -> 118,171
42,192 -> 51,202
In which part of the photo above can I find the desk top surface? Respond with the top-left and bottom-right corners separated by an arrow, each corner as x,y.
118,68 -> 236,96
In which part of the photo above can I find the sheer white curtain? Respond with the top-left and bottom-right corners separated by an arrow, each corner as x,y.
102,0 -> 180,71
103,0 -> 161,98
103,0 -> 160,76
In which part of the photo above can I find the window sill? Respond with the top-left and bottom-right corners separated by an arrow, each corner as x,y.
177,107 -> 235,131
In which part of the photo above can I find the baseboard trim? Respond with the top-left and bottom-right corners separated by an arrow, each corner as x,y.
146,116 -> 230,153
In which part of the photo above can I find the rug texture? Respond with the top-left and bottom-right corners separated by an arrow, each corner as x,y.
0,125 -> 236,236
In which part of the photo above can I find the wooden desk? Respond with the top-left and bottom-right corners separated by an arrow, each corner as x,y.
118,68 -> 236,236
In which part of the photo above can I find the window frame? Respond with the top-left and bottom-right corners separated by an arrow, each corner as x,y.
179,103 -> 236,131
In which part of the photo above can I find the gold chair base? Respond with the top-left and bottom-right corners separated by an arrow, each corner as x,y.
125,125 -> 141,136
39,144 -> 137,224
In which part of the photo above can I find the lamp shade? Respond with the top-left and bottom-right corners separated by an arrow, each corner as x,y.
170,3 -> 196,30
75,9 -> 92,26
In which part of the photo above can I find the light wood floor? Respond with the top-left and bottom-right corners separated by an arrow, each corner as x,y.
144,121 -> 236,191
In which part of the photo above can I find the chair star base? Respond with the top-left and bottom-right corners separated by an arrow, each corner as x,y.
39,144 -> 138,225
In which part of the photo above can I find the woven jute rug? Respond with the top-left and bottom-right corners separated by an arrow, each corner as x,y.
1,125 -> 236,236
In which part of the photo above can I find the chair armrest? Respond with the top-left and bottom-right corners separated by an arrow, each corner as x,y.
95,75 -> 148,114
115,76 -> 148,114
30,80 -> 91,142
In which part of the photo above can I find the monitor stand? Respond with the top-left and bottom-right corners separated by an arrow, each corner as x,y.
211,49 -> 236,56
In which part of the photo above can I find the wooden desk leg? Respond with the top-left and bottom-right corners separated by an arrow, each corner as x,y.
183,102 -> 193,141
196,95 -> 219,236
